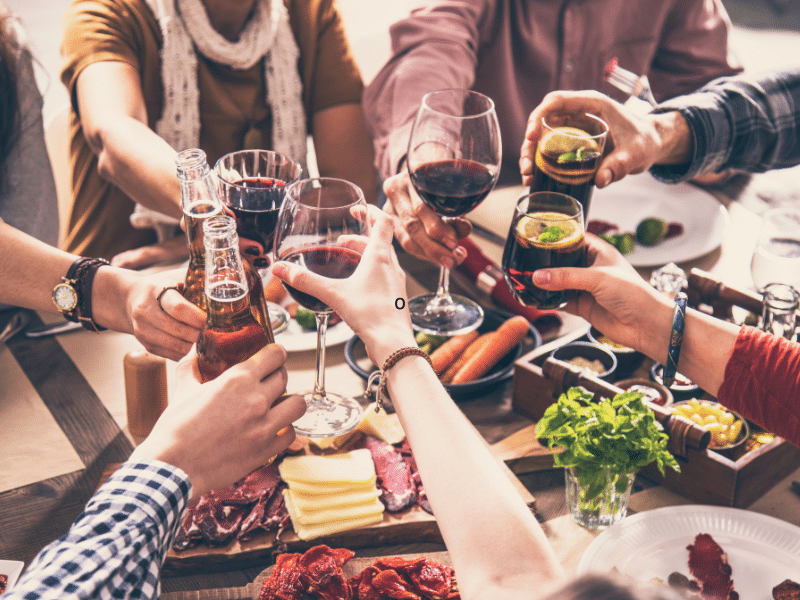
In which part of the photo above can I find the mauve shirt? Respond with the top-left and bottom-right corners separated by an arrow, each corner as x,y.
364,0 -> 742,181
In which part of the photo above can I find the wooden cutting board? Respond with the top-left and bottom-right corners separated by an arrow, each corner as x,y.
162,552 -> 452,600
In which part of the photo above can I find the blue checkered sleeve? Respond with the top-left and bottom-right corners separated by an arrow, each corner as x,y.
5,460 -> 192,600
649,69 -> 800,182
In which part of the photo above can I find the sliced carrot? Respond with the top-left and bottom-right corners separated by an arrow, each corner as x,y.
285,302 -> 300,318
449,316 -> 530,384
441,332 -> 497,384
264,275 -> 288,304
430,330 -> 480,375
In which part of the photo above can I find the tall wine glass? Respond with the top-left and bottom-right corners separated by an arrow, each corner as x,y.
216,150 -> 303,335
406,89 -> 501,335
274,178 -> 368,438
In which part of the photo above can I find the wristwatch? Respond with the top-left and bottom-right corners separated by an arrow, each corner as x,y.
52,257 -> 110,331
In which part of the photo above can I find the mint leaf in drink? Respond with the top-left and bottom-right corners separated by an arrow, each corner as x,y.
576,146 -> 601,162
535,387 -> 679,503
538,225 -> 567,244
556,151 -> 578,163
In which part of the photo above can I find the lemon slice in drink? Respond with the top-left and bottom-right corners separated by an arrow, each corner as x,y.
540,126 -> 601,158
516,212 -> 583,248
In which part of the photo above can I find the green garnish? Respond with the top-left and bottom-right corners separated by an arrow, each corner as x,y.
538,225 -> 567,243
295,307 -> 316,330
556,151 -> 578,164
599,232 -> 636,255
415,331 -> 448,353
536,387 -> 679,503
556,146 -> 601,163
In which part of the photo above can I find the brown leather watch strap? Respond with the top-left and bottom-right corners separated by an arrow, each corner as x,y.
73,258 -> 110,332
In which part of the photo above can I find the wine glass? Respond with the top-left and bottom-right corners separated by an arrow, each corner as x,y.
274,178 -> 368,438
750,206 -> 800,293
216,150 -> 303,335
406,89 -> 501,335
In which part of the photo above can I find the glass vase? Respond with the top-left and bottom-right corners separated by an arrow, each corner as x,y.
565,466 -> 635,530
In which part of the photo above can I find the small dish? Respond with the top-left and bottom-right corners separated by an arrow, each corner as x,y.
615,377 -> 673,408
344,308 -> 541,401
671,399 -> 749,458
650,362 -> 703,401
0,559 -> 25,593
586,327 -> 643,377
550,341 -> 617,382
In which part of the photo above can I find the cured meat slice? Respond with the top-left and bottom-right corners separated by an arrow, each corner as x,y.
226,463 -> 282,505
687,533 -> 736,600
400,440 -> 432,514
298,545 -> 353,600
173,497 -> 203,550
195,492 -> 249,547
259,553 -> 304,600
348,566 -> 383,600
237,483 -> 289,541
353,436 -> 417,512
774,580 -> 800,600
402,558 -> 452,599
372,569 -> 420,600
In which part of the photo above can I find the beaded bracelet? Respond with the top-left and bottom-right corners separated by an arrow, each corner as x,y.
662,291 -> 688,389
366,347 -> 433,409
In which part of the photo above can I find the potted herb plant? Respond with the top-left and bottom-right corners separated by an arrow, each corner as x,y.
536,387 -> 679,529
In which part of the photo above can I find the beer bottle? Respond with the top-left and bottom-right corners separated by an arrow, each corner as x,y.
177,148 -> 223,311
197,215 -> 275,382
176,148 -> 273,333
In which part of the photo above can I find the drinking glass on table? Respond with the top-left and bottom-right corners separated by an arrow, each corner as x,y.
761,283 -> 799,341
751,207 -> 800,293
216,150 -> 303,335
501,191 -> 586,309
274,178 -> 368,438
406,89 -> 501,336
529,111 -> 608,219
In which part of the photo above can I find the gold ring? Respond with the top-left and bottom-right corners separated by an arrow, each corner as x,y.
156,285 -> 180,312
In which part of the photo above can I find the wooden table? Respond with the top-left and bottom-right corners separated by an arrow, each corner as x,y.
2,170 -> 800,595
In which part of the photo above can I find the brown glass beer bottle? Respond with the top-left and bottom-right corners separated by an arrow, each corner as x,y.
197,215 -> 275,382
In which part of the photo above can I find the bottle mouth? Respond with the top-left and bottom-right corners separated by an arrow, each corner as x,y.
176,148 -> 210,180
203,215 -> 239,249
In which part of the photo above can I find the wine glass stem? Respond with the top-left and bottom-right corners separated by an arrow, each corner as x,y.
312,311 -> 329,403
435,265 -> 450,299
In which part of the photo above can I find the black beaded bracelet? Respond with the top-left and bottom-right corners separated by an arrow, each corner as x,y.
662,291 -> 688,388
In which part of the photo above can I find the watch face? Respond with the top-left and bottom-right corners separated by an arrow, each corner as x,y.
53,283 -> 78,311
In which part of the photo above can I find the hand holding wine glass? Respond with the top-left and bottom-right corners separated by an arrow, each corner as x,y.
273,178 -> 369,438
406,89 -> 502,335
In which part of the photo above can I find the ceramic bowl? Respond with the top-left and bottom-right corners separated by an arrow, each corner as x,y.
671,399 -> 749,457
549,341 -> 618,382
586,327 -> 644,377
614,377 -> 674,408
649,362 -> 703,401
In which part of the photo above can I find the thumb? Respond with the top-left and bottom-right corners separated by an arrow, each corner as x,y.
175,345 -> 202,385
533,265 -> 598,295
271,261 -> 331,305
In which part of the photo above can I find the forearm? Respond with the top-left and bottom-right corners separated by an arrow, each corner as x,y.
650,111 -> 693,166
385,357 -> 565,600
6,461 -> 190,600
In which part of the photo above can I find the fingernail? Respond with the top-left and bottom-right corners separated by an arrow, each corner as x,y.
272,263 -> 287,277
243,246 -> 261,256
441,257 -> 455,270
454,246 -> 467,261
533,270 -> 551,285
252,257 -> 270,269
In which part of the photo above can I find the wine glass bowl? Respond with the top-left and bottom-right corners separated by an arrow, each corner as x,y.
274,178 -> 368,438
750,206 -> 800,293
406,89 -> 501,336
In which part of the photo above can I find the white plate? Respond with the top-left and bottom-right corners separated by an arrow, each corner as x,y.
588,172 -> 729,267
275,318 -> 354,353
578,505 -> 800,598
0,560 -> 24,593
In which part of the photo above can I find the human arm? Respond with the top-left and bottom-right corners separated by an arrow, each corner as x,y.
0,221 -> 203,360
312,102 -> 380,206
74,60 -> 182,219
5,345 -> 305,600
271,208 -> 566,600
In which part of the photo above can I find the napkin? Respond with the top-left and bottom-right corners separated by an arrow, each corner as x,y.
455,237 -> 561,332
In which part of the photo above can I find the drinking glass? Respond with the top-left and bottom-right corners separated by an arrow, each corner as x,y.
761,283 -> 799,341
501,191 -> 586,309
529,111 -> 608,219
750,207 -> 800,292
216,150 -> 303,335
406,89 -> 501,335
274,178 -> 368,438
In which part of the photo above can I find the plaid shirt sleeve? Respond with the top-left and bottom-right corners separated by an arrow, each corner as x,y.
6,460 -> 192,600
649,69 -> 800,182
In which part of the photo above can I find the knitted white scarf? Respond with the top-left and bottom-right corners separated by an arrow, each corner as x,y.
132,0 -> 307,237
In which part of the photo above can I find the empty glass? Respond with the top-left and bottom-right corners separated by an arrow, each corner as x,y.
761,283 -> 799,341
751,207 -> 800,292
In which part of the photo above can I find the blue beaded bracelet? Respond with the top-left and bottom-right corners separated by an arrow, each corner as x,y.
662,292 -> 688,388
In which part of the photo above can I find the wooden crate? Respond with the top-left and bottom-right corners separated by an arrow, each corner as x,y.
511,348 -> 800,508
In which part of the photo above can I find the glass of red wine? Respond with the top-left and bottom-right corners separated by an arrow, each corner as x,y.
274,178 -> 369,437
216,150 -> 303,335
406,89 -> 501,335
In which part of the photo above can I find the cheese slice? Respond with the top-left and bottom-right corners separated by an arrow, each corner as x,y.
284,477 -> 377,497
286,486 -> 381,512
284,490 -> 384,525
279,449 -> 376,484
284,490 -> 384,540
357,403 -> 406,445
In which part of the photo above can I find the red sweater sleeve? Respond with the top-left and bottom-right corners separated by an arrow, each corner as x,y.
717,326 -> 800,447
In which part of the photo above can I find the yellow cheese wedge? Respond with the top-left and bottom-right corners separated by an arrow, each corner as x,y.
279,449 -> 376,484
283,477 -> 377,497
284,490 -> 384,540
284,490 -> 384,525
286,486 -> 381,513
356,403 -> 406,445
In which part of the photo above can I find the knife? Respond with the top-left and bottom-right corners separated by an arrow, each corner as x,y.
24,320 -> 84,338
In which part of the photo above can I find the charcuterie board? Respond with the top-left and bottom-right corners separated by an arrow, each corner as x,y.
100,427 -> 534,576
162,552 -> 452,600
